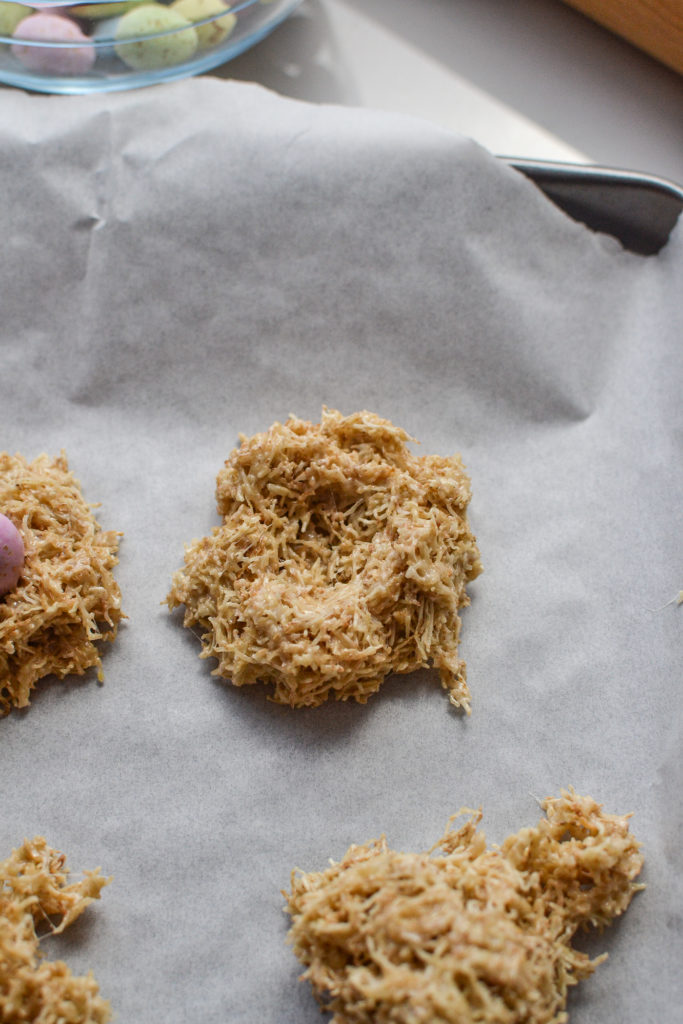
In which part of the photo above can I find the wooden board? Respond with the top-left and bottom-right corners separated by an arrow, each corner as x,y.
561,0 -> 683,74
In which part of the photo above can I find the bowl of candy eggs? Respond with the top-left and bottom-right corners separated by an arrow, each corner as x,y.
0,0 -> 302,92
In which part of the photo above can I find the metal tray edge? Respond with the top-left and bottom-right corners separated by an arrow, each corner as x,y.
501,157 -> 683,255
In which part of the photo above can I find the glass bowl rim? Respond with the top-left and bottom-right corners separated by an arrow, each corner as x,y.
1,0 -> 273,48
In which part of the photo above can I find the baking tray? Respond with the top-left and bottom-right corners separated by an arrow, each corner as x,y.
505,158 -> 683,255
1,86 -> 680,1023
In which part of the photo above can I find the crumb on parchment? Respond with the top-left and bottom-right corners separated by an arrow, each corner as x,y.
285,789 -> 644,1024
167,408 -> 482,711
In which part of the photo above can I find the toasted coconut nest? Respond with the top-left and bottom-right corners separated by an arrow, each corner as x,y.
0,452 -> 123,716
285,790 -> 644,1024
0,836 -> 110,1023
167,409 -> 482,710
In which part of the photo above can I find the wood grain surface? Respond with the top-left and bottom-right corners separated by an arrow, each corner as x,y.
561,0 -> 683,73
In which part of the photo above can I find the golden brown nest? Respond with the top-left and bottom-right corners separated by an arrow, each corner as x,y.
285,790 -> 644,1024
167,408 -> 482,710
0,452 -> 123,716
0,836 -> 110,1023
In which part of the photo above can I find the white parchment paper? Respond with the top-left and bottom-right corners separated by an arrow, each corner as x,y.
0,77 -> 681,1023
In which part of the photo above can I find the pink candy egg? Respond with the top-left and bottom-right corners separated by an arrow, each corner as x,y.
0,513 -> 24,597
12,13 -> 96,74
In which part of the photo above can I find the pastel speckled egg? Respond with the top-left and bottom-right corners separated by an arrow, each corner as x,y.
0,513 -> 24,597
114,4 -> 197,70
11,13 -> 96,74
70,1 -> 145,19
0,3 -> 32,40
91,15 -> 123,41
170,0 -> 235,50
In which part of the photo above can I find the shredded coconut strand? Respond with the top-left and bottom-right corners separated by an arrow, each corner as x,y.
0,452 -> 123,716
285,790 -> 644,1024
0,837 -> 110,1023
167,409 -> 482,710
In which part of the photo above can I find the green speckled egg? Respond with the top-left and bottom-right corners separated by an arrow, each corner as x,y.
0,2 -> 32,40
70,2 -> 145,20
114,4 -> 198,69
170,0 -> 236,50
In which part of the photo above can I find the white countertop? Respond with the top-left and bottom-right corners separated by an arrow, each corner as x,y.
221,0 -> 683,183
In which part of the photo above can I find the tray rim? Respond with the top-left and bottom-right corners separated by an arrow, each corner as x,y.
501,156 -> 683,255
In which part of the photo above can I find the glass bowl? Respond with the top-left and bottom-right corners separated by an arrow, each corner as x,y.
0,0 -> 303,93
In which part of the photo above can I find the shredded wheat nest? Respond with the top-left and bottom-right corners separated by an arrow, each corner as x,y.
0,452 -> 123,716
285,790 -> 644,1024
167,409 -> 482,710
0,836 -> 110,1023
